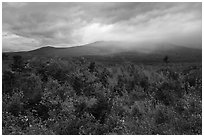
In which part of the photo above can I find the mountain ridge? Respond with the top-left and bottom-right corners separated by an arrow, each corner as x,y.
3,41 -> 202,62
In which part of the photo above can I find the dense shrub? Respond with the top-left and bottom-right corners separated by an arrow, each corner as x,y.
2,70 -> 16,94
2,57 -> 202,135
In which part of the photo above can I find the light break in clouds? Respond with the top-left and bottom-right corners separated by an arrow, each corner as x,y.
2,2 -> 202,52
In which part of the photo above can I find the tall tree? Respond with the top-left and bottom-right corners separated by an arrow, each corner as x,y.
2,53 -> 8,60
11,55 -> 24,72
163,55 -> 169,64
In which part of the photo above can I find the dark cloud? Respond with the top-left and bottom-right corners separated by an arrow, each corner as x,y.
2,2 -> 202,52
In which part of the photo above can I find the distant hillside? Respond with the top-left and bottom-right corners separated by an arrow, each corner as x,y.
3,41 -> 202,63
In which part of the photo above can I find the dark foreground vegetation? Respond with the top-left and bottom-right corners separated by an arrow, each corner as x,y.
2,55 -> 202,135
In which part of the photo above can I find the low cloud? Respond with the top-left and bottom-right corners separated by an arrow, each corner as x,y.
3,32 -> 40,52
2,2 -> 202,52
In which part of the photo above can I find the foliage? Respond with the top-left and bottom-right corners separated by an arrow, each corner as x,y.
2,56 -> 202,135
11,55 -> 25,72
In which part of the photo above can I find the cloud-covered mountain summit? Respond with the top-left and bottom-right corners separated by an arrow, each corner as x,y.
3,2 -> 202,52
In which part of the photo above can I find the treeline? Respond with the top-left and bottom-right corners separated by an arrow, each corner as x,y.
2,56 -> 202,134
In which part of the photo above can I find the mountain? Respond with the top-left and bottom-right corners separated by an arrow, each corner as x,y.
4,41 -> 202,63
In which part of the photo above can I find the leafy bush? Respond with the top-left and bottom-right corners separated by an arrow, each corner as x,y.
2,57 -> 202,135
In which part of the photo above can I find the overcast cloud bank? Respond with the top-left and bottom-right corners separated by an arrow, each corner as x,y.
2,2 -> 202,52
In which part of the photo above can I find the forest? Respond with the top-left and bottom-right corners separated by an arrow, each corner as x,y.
2,55 -> 202,135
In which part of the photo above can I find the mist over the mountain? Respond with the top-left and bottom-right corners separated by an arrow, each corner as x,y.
4,40 -> 201,64
2,2 -> 202,52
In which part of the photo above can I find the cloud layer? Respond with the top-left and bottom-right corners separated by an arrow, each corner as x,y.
3,2 -> 202,52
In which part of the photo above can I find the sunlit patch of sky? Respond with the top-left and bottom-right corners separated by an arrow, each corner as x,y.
2,2 -> 202,52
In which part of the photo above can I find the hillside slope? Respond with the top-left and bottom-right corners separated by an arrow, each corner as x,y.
3,41 -> 202,62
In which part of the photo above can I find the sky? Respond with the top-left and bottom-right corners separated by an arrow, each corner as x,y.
2,2 -> 202,52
